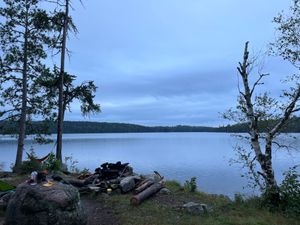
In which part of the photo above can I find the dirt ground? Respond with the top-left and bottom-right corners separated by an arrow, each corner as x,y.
0,197 -> 119,225
81,196 -> 121,225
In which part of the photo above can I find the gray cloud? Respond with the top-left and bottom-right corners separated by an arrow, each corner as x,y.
58,0 -> 296,126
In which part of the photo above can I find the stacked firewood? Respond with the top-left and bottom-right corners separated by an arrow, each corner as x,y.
57,161 -> 165,205
131,171 -> 164,205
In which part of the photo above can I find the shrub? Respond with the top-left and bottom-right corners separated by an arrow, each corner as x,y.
184,177 -> 197,192
234,193 -> 245,205
14,160 -> 42,174
42,152 -> 61,172
279,165 -> 300,216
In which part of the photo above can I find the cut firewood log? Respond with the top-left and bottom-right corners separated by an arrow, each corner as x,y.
65,179 -> 86,187
133,180 -> 154,194
130,182 -> 164,205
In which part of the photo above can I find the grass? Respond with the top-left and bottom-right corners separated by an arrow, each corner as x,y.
0,181 -> 15,192
94,180 -> 300,225
1,175 -> 299,225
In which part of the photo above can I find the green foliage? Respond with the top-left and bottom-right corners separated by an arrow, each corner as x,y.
184,177 -> 197,192
14,160 -> 42,174
42,152 -> 61,172
165,180 -> 182,190
37,68 -> 100,118
279,166 -> 300,216
234,193 -> 245,205
13,147 -> 40,173
0,0 -> 55,121
271,0 -> 300,66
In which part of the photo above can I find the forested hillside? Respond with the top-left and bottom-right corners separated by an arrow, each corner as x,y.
0,118 -> 300,134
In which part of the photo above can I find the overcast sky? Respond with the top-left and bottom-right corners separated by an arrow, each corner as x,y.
62,0 -> 297,126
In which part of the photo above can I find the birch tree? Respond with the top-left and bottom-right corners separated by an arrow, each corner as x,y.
225,0 -> 300,207
225,42 -> 300,206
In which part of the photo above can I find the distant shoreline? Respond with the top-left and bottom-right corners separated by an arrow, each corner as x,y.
1,119 -> 300,134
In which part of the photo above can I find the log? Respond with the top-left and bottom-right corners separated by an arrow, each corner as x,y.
133,180 -> 154,194
130,182 -> 164,205
65,179 -> 85,187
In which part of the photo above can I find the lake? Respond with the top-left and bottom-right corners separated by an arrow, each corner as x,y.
1,132 -> 299,197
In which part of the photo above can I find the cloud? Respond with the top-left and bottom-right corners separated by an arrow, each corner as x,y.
59,1 -> 296,125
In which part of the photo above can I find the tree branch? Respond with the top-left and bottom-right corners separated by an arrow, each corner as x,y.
250,73 -> 269,97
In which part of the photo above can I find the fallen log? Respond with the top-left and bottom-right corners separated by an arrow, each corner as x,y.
130,182 -> 164,205
133,180 -> 154,194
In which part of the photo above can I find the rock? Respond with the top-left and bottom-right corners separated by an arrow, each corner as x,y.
183,202 -> 208,215
143,173 -> 162,182
200,204 -> 209,213
120,176 -> 140,193
5,182 -> 87,225
0,191 -> 14,210
159,188 -> 171,195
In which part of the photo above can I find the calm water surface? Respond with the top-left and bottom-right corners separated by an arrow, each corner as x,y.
1,132 -> 299,197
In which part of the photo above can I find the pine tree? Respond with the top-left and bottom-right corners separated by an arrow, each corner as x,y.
0,0 -> 53,170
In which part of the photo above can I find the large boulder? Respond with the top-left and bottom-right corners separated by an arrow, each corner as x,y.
5,182 -> 87,225
119,176 -> 141,193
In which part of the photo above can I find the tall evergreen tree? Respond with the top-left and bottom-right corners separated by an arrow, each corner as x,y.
50,0 -> 100,162
0,0 -> 53,169
53,0 -> 70,162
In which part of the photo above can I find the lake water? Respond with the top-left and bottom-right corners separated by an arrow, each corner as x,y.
1,132 -> 299,197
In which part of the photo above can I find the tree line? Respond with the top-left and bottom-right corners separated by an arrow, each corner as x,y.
1,118 -> 300,134
0,0 -> 100,171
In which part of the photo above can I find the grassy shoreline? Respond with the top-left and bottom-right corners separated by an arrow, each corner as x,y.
0,173 -> 299,225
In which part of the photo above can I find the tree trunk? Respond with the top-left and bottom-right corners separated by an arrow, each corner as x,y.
261,137 -> 280,206
238,42 -> 280,206
56,0 -> 69,162
14,1 -> 29,170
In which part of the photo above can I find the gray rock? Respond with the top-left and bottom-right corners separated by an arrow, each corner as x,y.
183,202 -> 208,215
143,173 -> 162,182
120,176 -> 140,193
159,188 -> 171,195
0,191 -> 14,210
5,182 -> 87,225
200,204 -> 209,213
